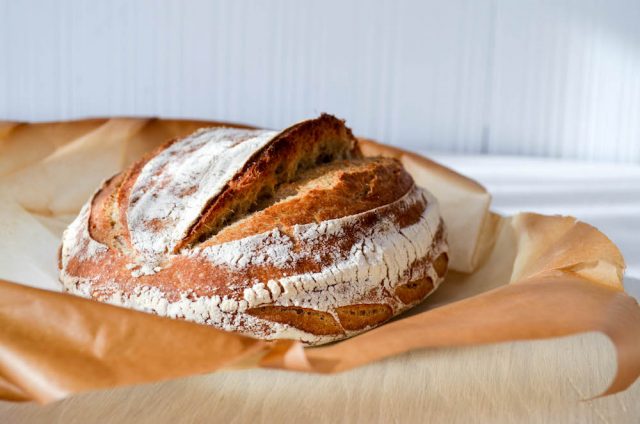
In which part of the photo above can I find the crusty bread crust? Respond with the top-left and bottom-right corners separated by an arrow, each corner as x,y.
60,115 -> 448,345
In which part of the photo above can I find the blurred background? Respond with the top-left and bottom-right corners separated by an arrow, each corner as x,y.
1,0 -> 639,162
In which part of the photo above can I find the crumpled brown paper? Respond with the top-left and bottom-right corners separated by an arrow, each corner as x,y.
0,118 -> 637,404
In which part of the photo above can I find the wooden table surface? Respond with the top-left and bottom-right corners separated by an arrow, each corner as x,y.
1,332 -> 638,423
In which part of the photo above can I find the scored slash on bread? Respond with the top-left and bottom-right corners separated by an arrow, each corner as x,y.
91,114 -> 361,255
205,157 -> 415,246
60,114 -> 448,345
181,115 -> 361,250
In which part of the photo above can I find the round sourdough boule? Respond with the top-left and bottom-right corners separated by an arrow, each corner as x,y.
59,114 -> 448,345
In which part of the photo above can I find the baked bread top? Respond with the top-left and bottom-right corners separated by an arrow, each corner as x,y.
59,114 -> 448,345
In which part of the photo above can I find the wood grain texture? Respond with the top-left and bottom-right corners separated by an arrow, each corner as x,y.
1,0 -> 640,162
0,333 -> 638,423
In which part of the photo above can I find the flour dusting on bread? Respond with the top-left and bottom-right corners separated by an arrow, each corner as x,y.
127,128 -> 277,257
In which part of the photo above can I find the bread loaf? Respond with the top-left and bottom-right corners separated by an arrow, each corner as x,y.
59,114 -> 448,345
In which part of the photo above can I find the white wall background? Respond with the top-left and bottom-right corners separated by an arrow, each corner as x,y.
1,0 -> 639,162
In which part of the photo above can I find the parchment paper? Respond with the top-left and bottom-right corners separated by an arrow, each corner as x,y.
0,118 -> 637,404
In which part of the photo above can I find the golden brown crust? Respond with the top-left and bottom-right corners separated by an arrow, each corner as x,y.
60,115 -> 449,345
395,277 -> 435,305
247,306 -> 344,336
336,304 -> 393,331
88,173 -> 125,249
433,252 -> 449,278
